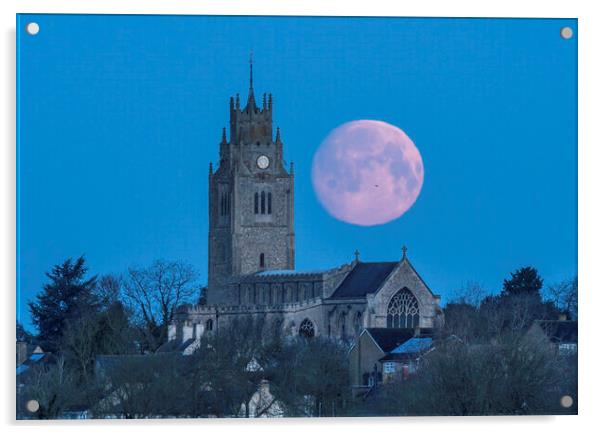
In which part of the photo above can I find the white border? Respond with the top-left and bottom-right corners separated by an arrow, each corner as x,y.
2,1 -> 600,433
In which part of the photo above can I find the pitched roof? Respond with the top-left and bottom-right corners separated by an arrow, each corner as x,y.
155,338 -> 196,354
364,328 -> 415,353
392,337 -> 433,354
534,320 -> 578,344
329,262 -> 397,299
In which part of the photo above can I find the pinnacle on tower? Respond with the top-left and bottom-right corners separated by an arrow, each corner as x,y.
221,127 -> 227,144
246,50 -> 257,110
275,127 -> 281,143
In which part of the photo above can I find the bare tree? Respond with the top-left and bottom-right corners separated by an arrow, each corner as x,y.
95,274 -> 122,305
93,354 -> 192,418
61,315 -> 101,384
449,281 -> 487,306
123,260 -> 198,351
362,331 -> 575,416
547,277 -> 578,320
19,357 -> 80,419
191,316 -> 272,417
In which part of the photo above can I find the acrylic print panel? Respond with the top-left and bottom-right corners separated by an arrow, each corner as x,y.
16,14 -> 577,419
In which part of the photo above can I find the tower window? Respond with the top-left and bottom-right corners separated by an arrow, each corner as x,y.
267,192 -> 272,214
206,319 -> 213,332
220,191 -> 230,216
254,192 -> 259,214
260,253 -> 265,268
261,191 -> 266,214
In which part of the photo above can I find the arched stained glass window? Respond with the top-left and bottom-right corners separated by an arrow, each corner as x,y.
267,192 -> 272,214
254,192 -> 259,214
386,288 -> 420,329
299,318 -> 315,338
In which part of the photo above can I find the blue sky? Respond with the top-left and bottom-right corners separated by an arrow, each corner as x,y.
17,15 -> 577,329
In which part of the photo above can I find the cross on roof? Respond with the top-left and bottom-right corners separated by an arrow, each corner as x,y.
402,245 -> 408,258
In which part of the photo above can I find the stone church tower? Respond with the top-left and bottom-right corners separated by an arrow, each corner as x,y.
207,57 -> 295,305
166,57 -> 442,354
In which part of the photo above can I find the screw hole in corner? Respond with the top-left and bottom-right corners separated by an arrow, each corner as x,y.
560,27 -> 573,40
560,395 -> 574,408
26,22 -> 40,36
26,399 -> 40,413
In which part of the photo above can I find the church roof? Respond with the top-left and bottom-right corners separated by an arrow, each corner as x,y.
328,261 -> 397,299
364,328 -> 416,353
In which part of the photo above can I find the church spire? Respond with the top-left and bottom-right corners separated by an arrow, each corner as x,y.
246,50 -> 257,110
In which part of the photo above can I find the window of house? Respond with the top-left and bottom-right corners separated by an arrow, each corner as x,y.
205,319 -> 213,332
259,253 -> 265,268
383,362 -> 395,374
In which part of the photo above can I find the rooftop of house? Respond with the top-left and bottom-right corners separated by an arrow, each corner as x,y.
533,319 -> 578,344
380,337 -> 434,362
363,328 -> 416,353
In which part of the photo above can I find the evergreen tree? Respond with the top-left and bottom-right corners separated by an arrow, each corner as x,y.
28,256 -> 98,352
502,266 -> 543,297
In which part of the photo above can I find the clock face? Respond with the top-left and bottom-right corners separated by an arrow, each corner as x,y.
256,155 -> 270,170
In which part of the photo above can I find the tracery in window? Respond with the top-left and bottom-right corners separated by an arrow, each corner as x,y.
299,318 -> 315,338
386,288 -> 420,329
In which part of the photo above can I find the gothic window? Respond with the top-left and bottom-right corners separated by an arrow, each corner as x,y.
220,191 -> 230,216
386,288 -> 420,329
259,253 -> 265,269
338,312 -> 347,338
267,192 -> 272,214
261,191 -> 266,214
299,319 -> 315,338
354,311 -> 363,334
206,319 -> 213,332
254,192 -> 259,214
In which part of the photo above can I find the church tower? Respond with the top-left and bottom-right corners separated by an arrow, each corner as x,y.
207,55 -> 295,304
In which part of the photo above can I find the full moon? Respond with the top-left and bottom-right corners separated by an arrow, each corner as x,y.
311,120 -> 424,226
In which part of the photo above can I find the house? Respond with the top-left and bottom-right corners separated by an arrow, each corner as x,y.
527,318 -> 578,355
16,342 -> 53,388
379,337 -> 433,383
16,341 -> 44,366
349,328 -> 433,393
